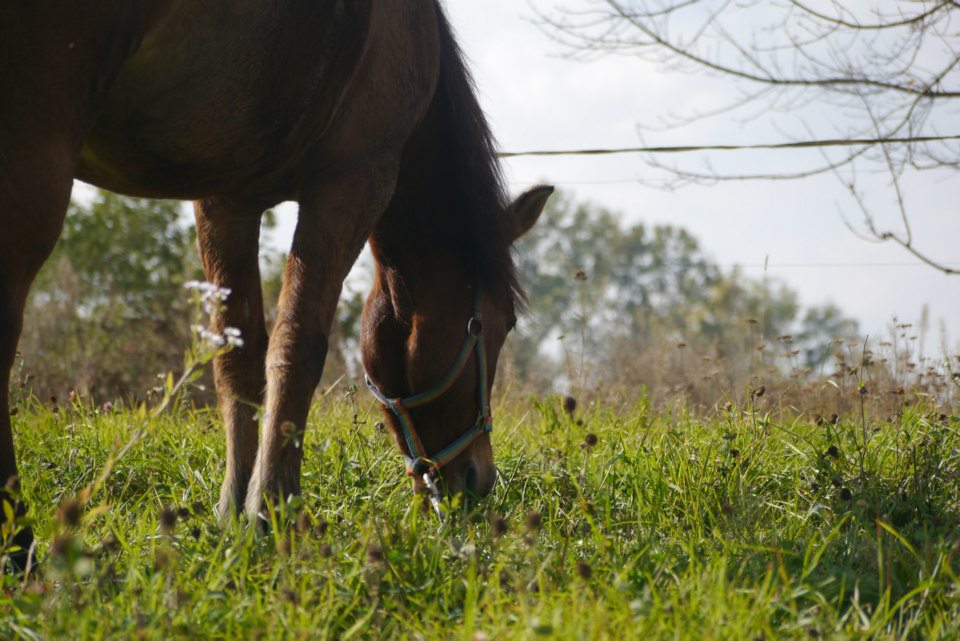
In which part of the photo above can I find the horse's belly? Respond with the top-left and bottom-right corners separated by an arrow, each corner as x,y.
77,0 -> 369,199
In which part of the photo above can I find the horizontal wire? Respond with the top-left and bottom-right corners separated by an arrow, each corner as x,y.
498,133 -> 960,158
699,262 -> 959,269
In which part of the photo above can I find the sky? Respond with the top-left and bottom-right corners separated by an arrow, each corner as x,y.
432,0 -> 959,352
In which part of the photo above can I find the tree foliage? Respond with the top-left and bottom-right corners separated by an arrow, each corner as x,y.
21,192 -> 201,401
18,190 -> 365,402
17,189 -> 862,406
507,192 -> 859,399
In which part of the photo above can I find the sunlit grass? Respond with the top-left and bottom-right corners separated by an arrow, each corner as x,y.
2,395 -> 959,640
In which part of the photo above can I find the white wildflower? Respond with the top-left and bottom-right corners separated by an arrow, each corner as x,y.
184,280 -> 232,314
223,327 -> 244,348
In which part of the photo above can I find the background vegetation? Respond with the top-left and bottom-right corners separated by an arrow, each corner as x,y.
18,190 -> 957,414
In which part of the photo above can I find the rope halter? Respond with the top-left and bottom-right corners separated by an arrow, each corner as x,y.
364,290 -> 493,512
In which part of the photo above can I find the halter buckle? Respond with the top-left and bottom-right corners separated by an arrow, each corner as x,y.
467,317 -> 483,336
411,457 -> 439,476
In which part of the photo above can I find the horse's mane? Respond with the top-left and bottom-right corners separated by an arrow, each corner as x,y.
428,2 -> 525,307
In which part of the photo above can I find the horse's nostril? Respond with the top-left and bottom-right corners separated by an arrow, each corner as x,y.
464,463 -> 479,495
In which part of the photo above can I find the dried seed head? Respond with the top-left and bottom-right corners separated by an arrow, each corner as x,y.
525,510 -> 542,532
839,488 -> 853,501
562,396 -> 577,416
280,421 -> 298,440
159,507 -> 178,533
99,533 -> 119,553
50,535 -> 72,558
319,544 -> 333,558
177,506 -> 191,520
191,501 -> 206,516
584,433 -> 598,449
490,515 -> 508,538
5,474 -> 21,491
316,519 -> 329,537
573,268 -> 588,281
826,445 -> 840,459
575,560 -> 593,580
296,512 -> 311,534
367,544 -> 384,564
56,498 -> 83,529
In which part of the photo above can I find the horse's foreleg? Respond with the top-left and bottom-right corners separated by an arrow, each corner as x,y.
0,143 -> 74,569
194,198 -> 269,520
244,160 -> 400,521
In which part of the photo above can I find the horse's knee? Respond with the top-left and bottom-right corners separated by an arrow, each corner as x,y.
267,329 -> 330,389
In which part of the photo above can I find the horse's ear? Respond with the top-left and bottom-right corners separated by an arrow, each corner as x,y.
506,185 -> 554,241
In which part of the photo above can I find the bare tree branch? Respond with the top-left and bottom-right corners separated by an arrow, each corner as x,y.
533,0 -> 960,274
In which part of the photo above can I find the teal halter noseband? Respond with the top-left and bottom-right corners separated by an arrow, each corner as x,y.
364,292 -> 493,484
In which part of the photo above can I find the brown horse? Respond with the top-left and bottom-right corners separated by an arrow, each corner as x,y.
0,1 -> 553,565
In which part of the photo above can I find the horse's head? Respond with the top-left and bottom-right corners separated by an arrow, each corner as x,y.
362,185 -> 553,502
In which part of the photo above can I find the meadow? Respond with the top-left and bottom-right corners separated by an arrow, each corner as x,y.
1,391 -> 958,640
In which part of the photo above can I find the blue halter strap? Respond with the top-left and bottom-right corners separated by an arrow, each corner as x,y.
364,290 -> 493,479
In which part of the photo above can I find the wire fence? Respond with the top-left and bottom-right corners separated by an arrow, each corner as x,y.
497,133 -> 960,158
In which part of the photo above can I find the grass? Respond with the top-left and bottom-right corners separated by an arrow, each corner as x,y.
1,393 -> 959,640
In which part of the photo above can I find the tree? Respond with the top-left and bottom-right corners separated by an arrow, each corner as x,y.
507,192 -> 859,400
20,191 -> 369,401
22,191 -> 202,401
534,0 -> 960,274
